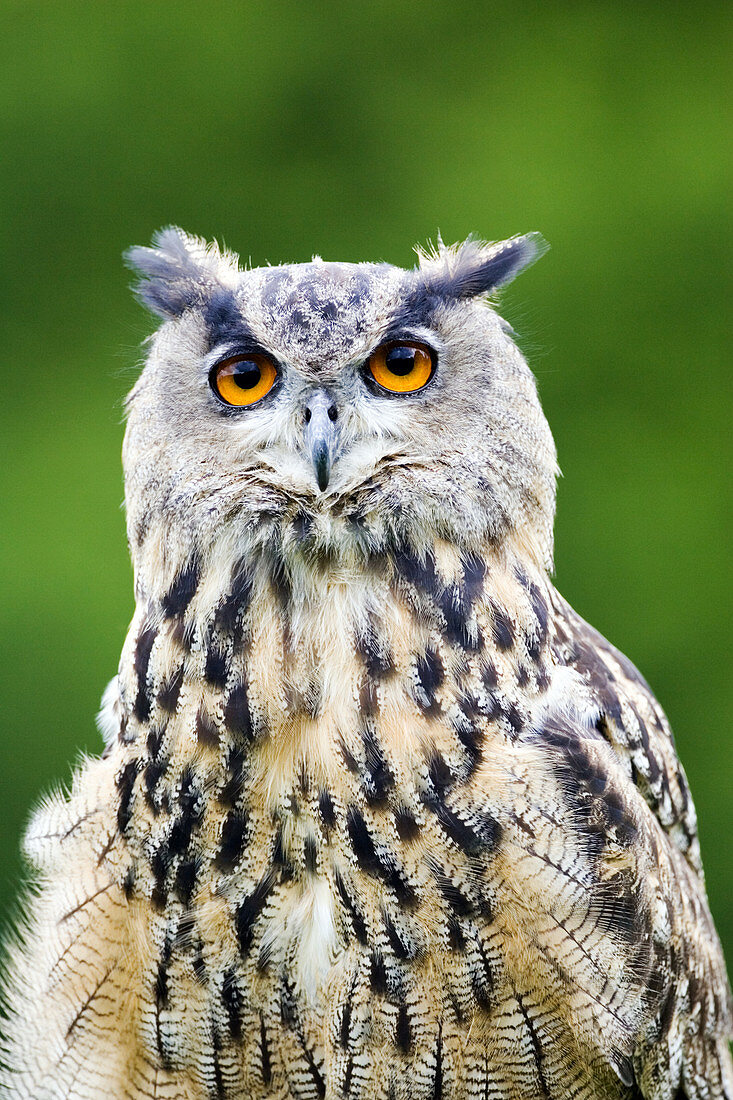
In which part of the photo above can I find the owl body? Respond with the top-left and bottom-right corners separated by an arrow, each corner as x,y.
1,232 -> 730,1099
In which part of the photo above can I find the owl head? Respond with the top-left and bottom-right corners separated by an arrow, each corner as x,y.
123,229 -> 556,599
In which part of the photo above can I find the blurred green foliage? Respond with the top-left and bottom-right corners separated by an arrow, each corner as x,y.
0,1 -> 730,966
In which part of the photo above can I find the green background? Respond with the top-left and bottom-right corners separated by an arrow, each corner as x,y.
1,1 -> 730,970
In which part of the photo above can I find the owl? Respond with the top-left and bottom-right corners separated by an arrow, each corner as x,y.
1,228 -> 731,1100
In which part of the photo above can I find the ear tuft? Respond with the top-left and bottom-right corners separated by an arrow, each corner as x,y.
124,227 -> 240,319
417,232 -> 548,300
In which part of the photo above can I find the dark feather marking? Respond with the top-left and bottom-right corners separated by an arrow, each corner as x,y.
291,510 -> 313,543
214,559 -> 254,637
610,1052 -> 635,1088
211,1037 -> 226,1100
221,969 -> 243,1040
415,647 -> 444,712
529,582 -> 549,638
114,712 -> 130,746
154,935 -> 173,1067
257,940 -> 274,973
395,1003 -> 412,1053
481,658 -> 498,690
220,745 -> 247,807
343,1054 -> 354,1095
279,975 -> 326,1098
64,964 -> 113,1042
558,623 -> 625,726
273,824 -> 295,880
216,811 -> 248,871
453,698 -> 484,769
383,910 -> 413,960
339,996 -> 352,1047
196,705 -> 220,748
356,616 -> 394,678
318,789 -> 337,832
144,756 -> 169,812
270,555 -> 292,607
155,957 -> 169,1008
339,737 -> 360,773
95,827 -> 116,865
370,952 -> 389,994
235,870 -> 276,954
59,881 -> 114,923
204,643 -> 229,689
161,560 -> 199,618
259,1016 -> 272,1084
593,870 -> 643,942
515,993 -> 550,1099
304,834 -> 318,873
335,870 -> 368,944
134,509 -> 149,548
393,807 -> 421,844
224,682 -> 253,742
204,286 -> 260,349
361,727 -> 395,804
122,866 -> 135,899
461,551 -> 486,603
116,760 -> 140,834
393,547 -> 438,595
148,780 -> 202,907
302,1043 -> 327,1098
438,583 -> 478,650
432,1022 -> 443,1100
279,975 -> 298,1028
157,664 -> 184,713
629,699 -> 662,785
133,623 -> 157,722
346,808 -> 416,906
427,751 -> 454,796
169,768 -> 204,852
504,702 -> 524,734
149,843 -> 170,910
448,914 -> 465,950
171,615 -> 197,652
491,605 -> 514,651
471,938 -> 495,1008
359,675 -> 379,718
526,586 -> 548,658
174,858 -> 199,905
536,663 -> 550,692
426,856 -> 475,916
423,792 -> 502,856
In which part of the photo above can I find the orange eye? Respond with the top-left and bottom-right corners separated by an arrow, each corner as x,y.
367,341 -> 434,394
211,354 -> 278,407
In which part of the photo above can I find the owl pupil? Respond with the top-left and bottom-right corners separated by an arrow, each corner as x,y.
232,361 -> 262,389
385,347 -> 416,376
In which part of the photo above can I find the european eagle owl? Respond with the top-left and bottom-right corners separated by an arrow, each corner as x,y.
1,229 -> 731,1099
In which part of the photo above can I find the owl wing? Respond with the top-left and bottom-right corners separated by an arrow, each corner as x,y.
547,591 -> 733,1098
549,591 -> 700,871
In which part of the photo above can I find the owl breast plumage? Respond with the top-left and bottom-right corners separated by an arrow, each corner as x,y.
1,229 -> 731,1100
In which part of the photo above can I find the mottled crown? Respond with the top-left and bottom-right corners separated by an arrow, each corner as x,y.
123,229 -> 557,603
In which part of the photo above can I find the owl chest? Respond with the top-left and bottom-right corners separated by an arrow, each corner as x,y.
112,555 -> 638,1097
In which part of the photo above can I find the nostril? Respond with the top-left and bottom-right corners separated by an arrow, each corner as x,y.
304,408 -> 312,424
327,405 -> 338,422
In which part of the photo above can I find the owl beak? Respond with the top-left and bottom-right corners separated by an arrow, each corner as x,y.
303,390 -> 339,492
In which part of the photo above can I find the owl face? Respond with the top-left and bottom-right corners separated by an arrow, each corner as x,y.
123,231 -> 557,592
